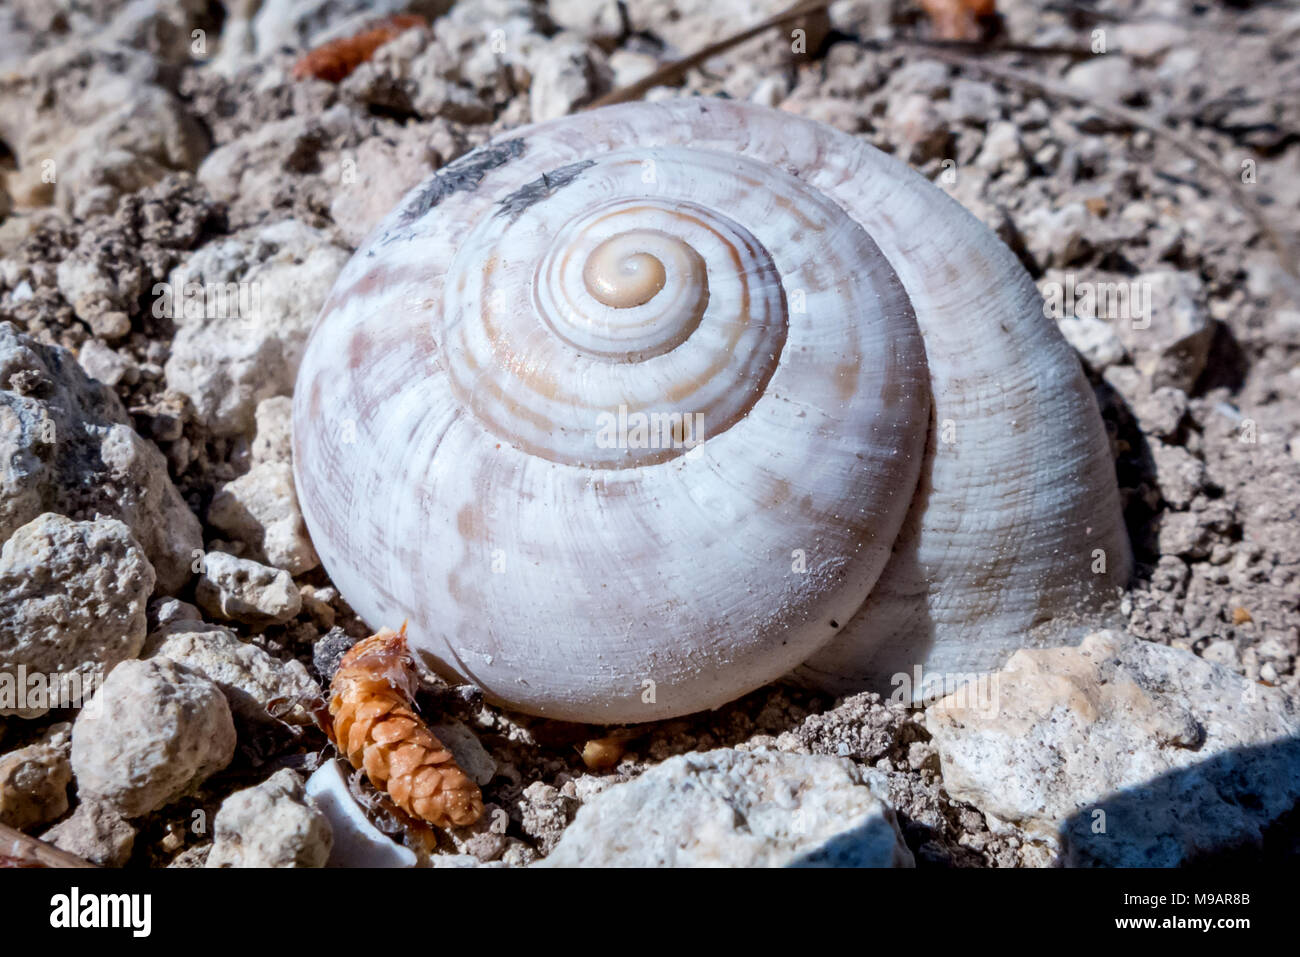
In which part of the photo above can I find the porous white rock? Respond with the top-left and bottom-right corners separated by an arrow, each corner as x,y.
0,42 -> 208,213
56,255 -> 137,338
162,220 -> 351,436
206,769 -> 332,868
1022,202 -> 1095,266
1116,270 -> 1213,391
1116,22 -> 1188,59
199,111 -> 323,204
0,723 -> 71,829
195,105 -> 372,224
947,78 -> 1000,125
304,759 -> 417,868
250,396 -> 294,466
327,124 -> 443,246
1056,314 -> 1127,371
149,596 -> 203,629
548,0 -> 624,45
430,0 -> 548,78
887,93 -> 951,164
195,551 -> 302,623
0,323 -> 201,592
926,631 -> 1300,866
41,799 -> 137,868
1148,440 -> 1205,509
538,749 -> 914,868
975,121 -> 1024,169
749,74 -> 790,109
1129,385 -> 1188,439
528,39 -> 608,122
207,462 -> 319,575
77,339 -> 138,387
70,658 -> 236,817
0,514 -> 155,718
144,620 -> 322,726
1064,55 -> 1141,103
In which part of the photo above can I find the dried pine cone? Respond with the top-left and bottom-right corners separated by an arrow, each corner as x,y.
328,625 -> 483,828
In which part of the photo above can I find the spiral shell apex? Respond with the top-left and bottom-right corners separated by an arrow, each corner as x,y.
293,98 -> 1131,723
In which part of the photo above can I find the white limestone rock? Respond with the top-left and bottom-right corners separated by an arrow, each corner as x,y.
528,38 -> 608,122
926,631 -> 1300,866
1116,270 -> 1213,391
326,123 -> 443,246
539,749 -> 914,868
162,220 -> 351,437
548,0 -> 624,45
429,720 -> 496,787
0,514 -> 154,718
0,722 -> 72,829
0,41 -> 208,212
144,620 -> 322,726
1056,314 -> 1127,371
1149,440 -> 1206,509
41,799 -> 137,868
1022,202 -> 1095,267
250,396 -> 295,467
207,462 -> 319,575
0,322 -> 201,593
207,768 -> 332,868
70,657 -> 236,817
195,551 -> 302,624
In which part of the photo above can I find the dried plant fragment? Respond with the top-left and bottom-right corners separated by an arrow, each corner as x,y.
328,625 -> 483,828
581,732 -> 637,770
917,0 -> 996,41
292,14 -> 428,83
0,822 -> 95,869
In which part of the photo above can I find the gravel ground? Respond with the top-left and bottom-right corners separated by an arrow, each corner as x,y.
0,0 -> 1297,868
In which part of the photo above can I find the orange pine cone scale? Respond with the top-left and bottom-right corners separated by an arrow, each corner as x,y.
328,625 -> 484,828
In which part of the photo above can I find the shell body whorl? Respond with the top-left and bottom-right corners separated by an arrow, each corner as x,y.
293,99 -> 1130,722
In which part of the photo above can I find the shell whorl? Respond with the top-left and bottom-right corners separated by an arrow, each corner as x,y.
442,167 -> 804,469
293,98 -> 1131,723
435,145 -> 913,472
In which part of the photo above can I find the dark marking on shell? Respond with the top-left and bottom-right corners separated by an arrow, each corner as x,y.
388,138 -> 528,233
494,160 -> 596,222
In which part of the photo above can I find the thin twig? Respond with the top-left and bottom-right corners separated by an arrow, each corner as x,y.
587,0 -> 832,109
917,50 -> 1299,279
583,2 -> 1298,280
0,821 -> 96,868
587,0 -> 1094,109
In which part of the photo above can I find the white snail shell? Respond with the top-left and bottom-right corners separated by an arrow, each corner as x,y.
293,99 -> 1131,723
